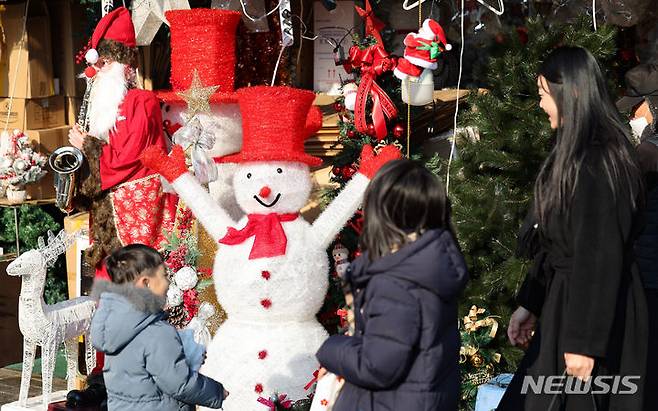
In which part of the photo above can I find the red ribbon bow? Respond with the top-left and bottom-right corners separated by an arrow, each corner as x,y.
219,213 -> 299,260
257,394 -> 293,410
344,45 -> 399,141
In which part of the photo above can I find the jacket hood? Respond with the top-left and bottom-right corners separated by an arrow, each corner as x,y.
350,229 -> 468,299
91,280 -> 166,355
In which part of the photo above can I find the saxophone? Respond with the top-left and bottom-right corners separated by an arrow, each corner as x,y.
49,77 -> 93,213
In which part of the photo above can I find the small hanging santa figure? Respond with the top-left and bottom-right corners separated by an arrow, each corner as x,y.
142,86 -> 400,410
68,7 -> 177,278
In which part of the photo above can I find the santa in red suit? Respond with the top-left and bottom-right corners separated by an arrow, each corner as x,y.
69,7 -> 177,279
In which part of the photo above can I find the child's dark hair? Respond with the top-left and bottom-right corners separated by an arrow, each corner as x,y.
360,159 -> 452,260
105,244 -> 164,284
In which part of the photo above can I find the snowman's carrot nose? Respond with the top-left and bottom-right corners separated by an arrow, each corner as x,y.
259,186 -> 272,198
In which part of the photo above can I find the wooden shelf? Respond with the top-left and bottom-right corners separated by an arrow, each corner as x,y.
0,197 -> 56,207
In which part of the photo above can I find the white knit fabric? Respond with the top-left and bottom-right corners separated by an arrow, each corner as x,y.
169,162 -> 370,410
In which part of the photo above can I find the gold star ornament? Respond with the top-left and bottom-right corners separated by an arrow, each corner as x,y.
176,69 -> 219,119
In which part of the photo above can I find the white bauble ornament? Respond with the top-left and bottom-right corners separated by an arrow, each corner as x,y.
342,83 -> 358,111
167,284 -> 183,306
13,159 -> 28,172
174,266 -> 198,291
401,68 -> 434,106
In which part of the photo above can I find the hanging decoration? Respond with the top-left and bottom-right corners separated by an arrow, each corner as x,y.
102,0 -> 114,16
354,0 -> 385,45
343,45 -> 398,141
394,19 -> 452,106
131,0 -> 191,46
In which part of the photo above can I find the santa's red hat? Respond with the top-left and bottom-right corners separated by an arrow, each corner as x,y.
81,7 -> 136,65
157,9 -> 241,104
218,86 -> 323,166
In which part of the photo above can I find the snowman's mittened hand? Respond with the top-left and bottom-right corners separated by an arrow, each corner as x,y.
358,144 -> 402,179
141,144 -> 188,183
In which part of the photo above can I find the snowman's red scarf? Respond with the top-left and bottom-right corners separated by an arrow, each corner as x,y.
219,213 -> 299,259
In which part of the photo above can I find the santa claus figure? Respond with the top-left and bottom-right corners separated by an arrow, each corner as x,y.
68,7 -> 177,278
143,86 -> 400,410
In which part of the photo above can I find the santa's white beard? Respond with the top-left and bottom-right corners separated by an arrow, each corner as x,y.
87,62 -> 129,140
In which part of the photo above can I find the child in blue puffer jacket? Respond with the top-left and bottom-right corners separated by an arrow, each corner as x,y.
91,244 -> 228,411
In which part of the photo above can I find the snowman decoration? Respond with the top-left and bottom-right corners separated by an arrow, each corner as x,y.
143,86 -> 400,410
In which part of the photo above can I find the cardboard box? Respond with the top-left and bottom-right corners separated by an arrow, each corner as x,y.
0,1 -> 55,98
0,95 -> 66,129
65,96 -> 82,126
49,0 -> 88,98
313,1 -> 354,93
24,125 -> 71,200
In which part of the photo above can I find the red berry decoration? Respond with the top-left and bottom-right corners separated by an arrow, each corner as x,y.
393,123 -> 405,138
261,270 -> 271,280
366,123 -> 376,136
347,129 -> 356,139
260,298 -> 272,309
255,383 -> 264,394
341,165 -> 356,179
258,350 -> 268,360
333,102 -> 344,112
332,166 -> 342,177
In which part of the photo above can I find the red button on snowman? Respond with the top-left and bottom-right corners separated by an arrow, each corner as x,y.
143,86 -> 400,410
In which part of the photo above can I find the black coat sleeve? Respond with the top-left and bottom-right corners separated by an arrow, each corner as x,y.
515,211 -> 547,317
562,163 -> 634,358
516,250 -> 548,317
316,276 -> 421,390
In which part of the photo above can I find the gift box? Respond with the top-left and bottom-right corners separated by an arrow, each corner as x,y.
475,373 -> 514,411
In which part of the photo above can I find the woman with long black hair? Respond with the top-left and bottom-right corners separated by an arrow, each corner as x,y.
498,46 -> 648,410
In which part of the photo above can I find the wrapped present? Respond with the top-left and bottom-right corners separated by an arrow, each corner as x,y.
475,373 -> 513,411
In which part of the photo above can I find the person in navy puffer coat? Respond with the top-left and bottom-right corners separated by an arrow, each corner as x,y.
316,160 -> 469,411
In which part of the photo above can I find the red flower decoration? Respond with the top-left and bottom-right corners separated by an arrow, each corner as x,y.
321,399 -> 328,406
261,270 -> 271,280
183,289 -> 200,321
255,383 -> 263,394
258,350 -> 268,360
260,299 -> 272,309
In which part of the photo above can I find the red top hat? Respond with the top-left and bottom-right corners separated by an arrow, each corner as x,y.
157,9 -> 241,104
219,86 -> 323,166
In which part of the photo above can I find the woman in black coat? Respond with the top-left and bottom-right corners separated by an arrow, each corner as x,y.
498,47 -> 648,411
316,160 -> 469,411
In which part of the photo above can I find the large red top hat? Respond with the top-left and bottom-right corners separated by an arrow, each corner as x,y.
157,9 -> 241,104
219,86 -> 323,166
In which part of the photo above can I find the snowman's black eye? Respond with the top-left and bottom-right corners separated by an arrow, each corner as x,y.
277,168 -> 283,174
247,173 -> 252,179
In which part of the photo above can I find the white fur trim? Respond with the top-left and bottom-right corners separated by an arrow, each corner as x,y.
171,173 -> 236,242
311,172 -> 370,249
393,67 -> 408,80
85,49 -> 99,64
404,54 -> 438,70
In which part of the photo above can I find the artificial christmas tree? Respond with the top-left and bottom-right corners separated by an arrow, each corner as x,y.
426,17 -> 618,409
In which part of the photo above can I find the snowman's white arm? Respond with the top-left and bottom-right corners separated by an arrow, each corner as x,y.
311,173 -> 370,249
171,173 -> 235,242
